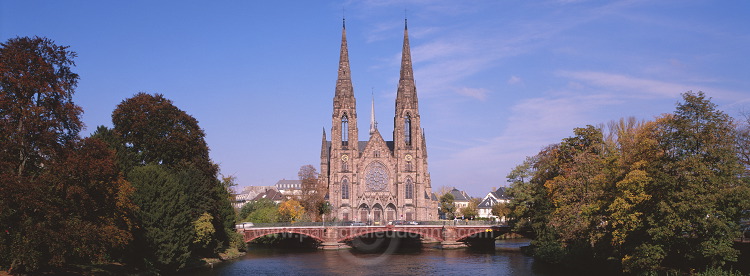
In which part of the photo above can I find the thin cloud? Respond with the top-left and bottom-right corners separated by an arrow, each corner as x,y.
456,87 -> 490,101
507,75 -> 522,85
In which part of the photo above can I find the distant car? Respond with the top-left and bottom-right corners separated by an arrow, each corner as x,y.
235,222 -> 254,229
389,220 -> 405,225
406,221 -> 419,225
349,221 -> 366,226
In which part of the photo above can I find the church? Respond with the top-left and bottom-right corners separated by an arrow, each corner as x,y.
320,20 -> 438,223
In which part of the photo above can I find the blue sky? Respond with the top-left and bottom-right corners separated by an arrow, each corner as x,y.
2,1 -> 748,197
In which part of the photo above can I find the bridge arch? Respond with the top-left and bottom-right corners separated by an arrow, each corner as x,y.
455,227 -> 503,241
242,228 -> 326,243
335,227 -> 444,243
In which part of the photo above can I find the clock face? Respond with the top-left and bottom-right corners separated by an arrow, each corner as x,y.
341,154 -> 349,161
365,163 -> 388,191
405,154 -> 413,161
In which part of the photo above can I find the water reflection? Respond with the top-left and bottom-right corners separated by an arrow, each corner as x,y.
183,239 -> 576,276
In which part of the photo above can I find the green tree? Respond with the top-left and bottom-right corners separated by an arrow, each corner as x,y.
246,206 -> 280,223
128,165 -> 192,273
193,212 -> 217,255
111,92 -> 236,259
439,193 -> 456,220
460,197 -> 480,218
636,92 -> 750,270
239,198 -> 277,220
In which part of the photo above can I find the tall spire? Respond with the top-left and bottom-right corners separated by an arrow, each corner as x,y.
395,18 -> 418,112
370,91 -> 377,135
335,18 -> 353,98
399,19 -> 414,82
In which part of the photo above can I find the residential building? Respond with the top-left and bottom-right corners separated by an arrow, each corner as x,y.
477,187 -> 511,221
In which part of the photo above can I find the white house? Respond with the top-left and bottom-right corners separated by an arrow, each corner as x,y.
477,187 -> 511,221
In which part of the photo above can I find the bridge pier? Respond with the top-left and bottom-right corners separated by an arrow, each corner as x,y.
320,226 -> 343,250
439,226 -> 466,249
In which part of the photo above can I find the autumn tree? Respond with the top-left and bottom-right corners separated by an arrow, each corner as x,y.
491,202 -> 510,221
112,92 -> 214,174
0,36 -> 82,177
506,92 -> 750,274
278,200 -> 305,223
0,37 -> 136,273
298,164 -> 329,221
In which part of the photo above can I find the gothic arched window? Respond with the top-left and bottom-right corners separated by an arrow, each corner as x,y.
405,178 -> 414,199
342,178 -> 350,199
404,114 -> 412,146
341,115 -> 349,147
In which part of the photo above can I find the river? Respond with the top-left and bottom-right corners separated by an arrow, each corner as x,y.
183,239 -> 580,276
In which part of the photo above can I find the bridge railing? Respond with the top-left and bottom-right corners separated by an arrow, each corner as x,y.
247,220 -> 504,228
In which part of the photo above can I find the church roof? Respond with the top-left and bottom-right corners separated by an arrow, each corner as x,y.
356,140 -> 395,154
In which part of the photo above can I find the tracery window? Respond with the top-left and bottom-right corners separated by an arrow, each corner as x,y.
341,115 -> 349,147
405,178 -> 414,199
342,178 -> 350,199
404,114 -> 412,146
365,163 -> 388,191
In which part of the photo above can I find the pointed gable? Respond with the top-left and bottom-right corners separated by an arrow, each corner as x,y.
362,128 -> 391,157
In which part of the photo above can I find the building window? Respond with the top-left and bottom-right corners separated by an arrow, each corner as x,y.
365,163 -> 388,191
342,179 -> 349,199
341,115 -> 349,147
404,114 -> 412,146
341,160 -> 348,172
405,178 -> 414,199
405,161 -> 413,172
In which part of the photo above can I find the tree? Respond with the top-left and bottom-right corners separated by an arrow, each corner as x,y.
128,165 -> 192,273
112,92 -> 214,175
239,198 -> 277,221
439,193 -> 456,220
0,37 -> 137,273
192,212 -> 217,255
278,200 -> 305,223
298,165 -> 328,221
506,92 -> 750,274
635,91 -> 750,270
491,202 -> 510,221
460,197 -> 480,218
245,206 -> 280,224
110,92 -> 236,260
0,36 -> 82,177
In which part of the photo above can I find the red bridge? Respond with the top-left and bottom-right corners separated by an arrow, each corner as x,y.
240,224 -> 513,249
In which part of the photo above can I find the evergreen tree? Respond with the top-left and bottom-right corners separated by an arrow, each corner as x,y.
128,165 -> 192,273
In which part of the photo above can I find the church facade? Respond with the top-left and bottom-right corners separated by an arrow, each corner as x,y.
320,20 -> 438,223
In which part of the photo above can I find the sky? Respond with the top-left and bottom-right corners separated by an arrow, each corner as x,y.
2,0 -> 749,197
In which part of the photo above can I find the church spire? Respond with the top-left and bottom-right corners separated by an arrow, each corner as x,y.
335,18 -> 353,98
395,19 -> 417,112
370,92 -> 377,135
